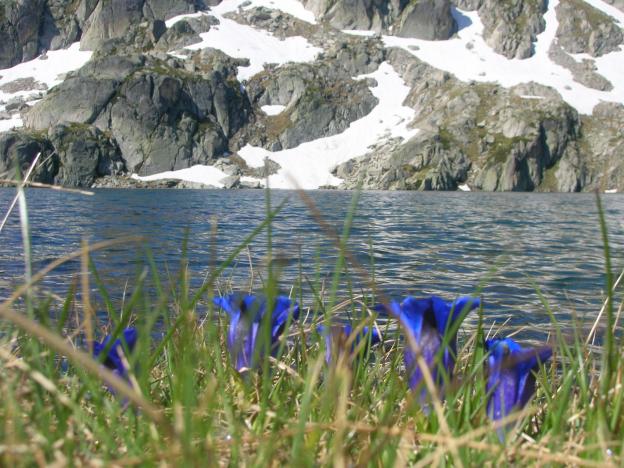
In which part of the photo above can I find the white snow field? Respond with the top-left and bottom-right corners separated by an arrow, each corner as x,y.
139,62 -> 419,189
381,0 -> 624,115
165,0 -> 320,80
0,43 -> 92,132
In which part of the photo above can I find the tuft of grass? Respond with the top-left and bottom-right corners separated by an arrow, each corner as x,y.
0,187 -> 622,466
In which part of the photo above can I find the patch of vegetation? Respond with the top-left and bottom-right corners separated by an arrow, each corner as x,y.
265,110 -> 294,140
487,134 -> 529,165
437,127 -> 455,151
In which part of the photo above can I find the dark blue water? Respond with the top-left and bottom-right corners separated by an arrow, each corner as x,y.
1,188 -> 623,334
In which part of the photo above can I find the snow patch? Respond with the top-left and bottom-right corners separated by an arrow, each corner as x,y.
342,30 -> 377,37
238,62 -> 418,189
166,2 -> 321,81
132,165 -> 230,188
165,11 -> 208,27
261,104 -> 286,115
0,115 -> 24,133
0,43 -> 92,90
383,2 -> 624,114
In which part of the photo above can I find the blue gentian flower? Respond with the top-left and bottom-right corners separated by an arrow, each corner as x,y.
485,338 -> 552,440
93,328 -> 138,380
317,324 -> 382,364
214,293 -> 300,372
377,295 -> 480,406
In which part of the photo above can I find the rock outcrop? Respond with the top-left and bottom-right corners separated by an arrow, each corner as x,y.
79,0 -> 199,51
556,0 -> 623,57
337,50 -> 584,191
478,0 -> 547,59
243,45 -> 379,150
0,130 -> 56,183
303,0 -> 457,40
574,103 -> 624,191
23,51 -> 251,175
0,0 -> 204,69
0,123 -> 126,187
48,123 -> 125,187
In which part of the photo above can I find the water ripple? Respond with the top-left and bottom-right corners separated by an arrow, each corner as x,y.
1,189 -> 623,334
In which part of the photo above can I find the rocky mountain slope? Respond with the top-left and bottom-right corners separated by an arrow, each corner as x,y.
1,0 -> 623,191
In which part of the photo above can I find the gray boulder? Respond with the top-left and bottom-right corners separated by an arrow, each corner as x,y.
0,130 -> 56,183
48,123 -> 125,187
576,103 -> 624,191
396,0 -> 457,40
336,133 -> 471,190
23,55 -> 144,130
156,15 -> 218,51
244,52 -> 378,150
478,0 -> 547,59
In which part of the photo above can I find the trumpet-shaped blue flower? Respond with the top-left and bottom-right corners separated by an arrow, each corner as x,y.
317,324 -> 382,364
93,328 -> 138,380
377,295 -> 480,405
214,293 -> 300,372
485,338 -> 552,440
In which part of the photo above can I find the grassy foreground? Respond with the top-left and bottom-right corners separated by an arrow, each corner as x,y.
0,188 -> 623,466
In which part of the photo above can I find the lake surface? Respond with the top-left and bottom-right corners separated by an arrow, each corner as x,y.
1,188 -> 623,337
